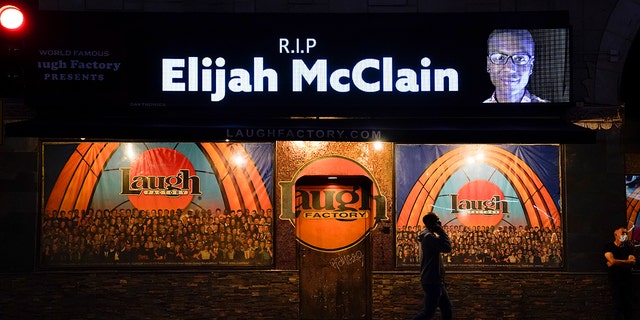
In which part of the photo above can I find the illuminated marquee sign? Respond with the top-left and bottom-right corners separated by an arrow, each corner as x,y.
27,12 -> 570,116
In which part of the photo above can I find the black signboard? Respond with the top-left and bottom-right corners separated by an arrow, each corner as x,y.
23,11 -> 571,118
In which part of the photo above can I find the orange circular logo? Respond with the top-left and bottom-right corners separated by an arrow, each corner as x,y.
126,148 -> 197,211
455,180 -> 505,226
279,156 -> 387,251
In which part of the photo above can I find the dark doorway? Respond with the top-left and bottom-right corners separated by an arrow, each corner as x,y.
296,175 -> 373,320
299,237 -> 371,320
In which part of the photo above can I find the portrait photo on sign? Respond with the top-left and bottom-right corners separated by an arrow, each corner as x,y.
483,29 -> 569,104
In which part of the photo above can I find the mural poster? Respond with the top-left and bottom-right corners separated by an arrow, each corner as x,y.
40,142 -> 274,268
626,175 -> 640,243
396,144 -> 563,269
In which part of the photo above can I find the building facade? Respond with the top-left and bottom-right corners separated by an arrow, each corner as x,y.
1,1 -> 639,319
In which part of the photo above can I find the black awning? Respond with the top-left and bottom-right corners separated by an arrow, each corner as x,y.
5,114 -> 596,144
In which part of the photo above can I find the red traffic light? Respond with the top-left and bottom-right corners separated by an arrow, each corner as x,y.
0,5 -> 24,31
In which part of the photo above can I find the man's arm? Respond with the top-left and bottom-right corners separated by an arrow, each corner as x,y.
604,251 -> 636,268
429,226 -> 452,253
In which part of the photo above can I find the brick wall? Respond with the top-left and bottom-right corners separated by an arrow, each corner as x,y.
1,271 -> 637,319
0,271 -> 299,320
373,272 -> 630,320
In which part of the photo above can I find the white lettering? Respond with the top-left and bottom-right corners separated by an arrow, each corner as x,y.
162,57 -> 278,102
396,68 -> 419,92
292,59 -> 327,92
253,58 -> 278,92
329,68 -> 350,92
162,59 -> 185,91
306,38 -> 317,53
162,56 -> 460,102
435,68 -> 459,91
279,38 -> 290,53
352,58 -> 379,92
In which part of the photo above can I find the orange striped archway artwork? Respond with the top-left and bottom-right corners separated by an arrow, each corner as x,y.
44,142 -> 272,215
45,142 -> 121,214
397,145 -> 560,229
627,185 -> 640,236
199,142 -> 272,212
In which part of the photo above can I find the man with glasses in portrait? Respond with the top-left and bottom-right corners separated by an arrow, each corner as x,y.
484,29 -> 549,103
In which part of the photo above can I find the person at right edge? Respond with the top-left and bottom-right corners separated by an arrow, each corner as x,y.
604,226 -> 636,320
412,212 -> 452,320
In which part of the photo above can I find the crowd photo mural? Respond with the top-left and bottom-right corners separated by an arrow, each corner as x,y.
40,142 -> 274,268
626,175 -> 640,246
396,144 -> 563,269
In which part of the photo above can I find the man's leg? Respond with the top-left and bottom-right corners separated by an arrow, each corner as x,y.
620,282 -> 634,320
439,286 -> 453,320
611,281 -> 625,320
412,284 -> 441,320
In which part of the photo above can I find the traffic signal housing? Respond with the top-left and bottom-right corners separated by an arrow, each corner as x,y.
0,3 -> 28,98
